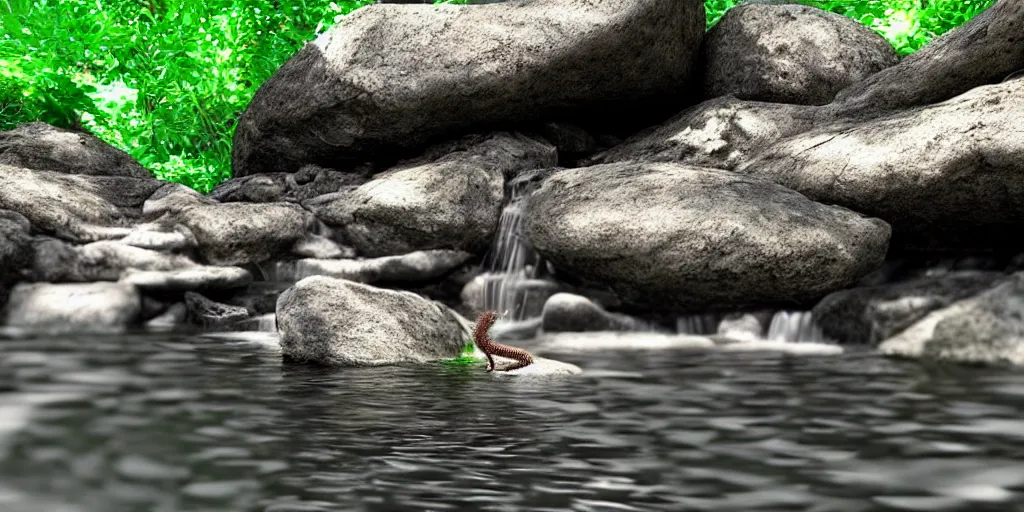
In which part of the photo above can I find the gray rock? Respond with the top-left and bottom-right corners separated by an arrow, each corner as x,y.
277,250 -> 473,285
738,80 -> 1024,251
829,0 -> 1024,118
2,282 -> 142,333
594,96 -> 822,170
231,0 -> 703,175
276,276 -> 466,366
716,312 -> 770,341
814,271 -> 1008,346
222,283 -> 291,315
705,4 -> 897,105
489,356 -> 582,378
167,202 -> 315,265
118,223 -> 198,253
145,302 -> 188,329
120,266 -> 253,293
29,239 -> 197,282
879,273 -> 1024,366
209,165 -> 367,203
184,292 -> 251,329
523,162 -> 890,312
0,210 -> 33,286
143,183 -> 214,219
0,122 -> 153,179
326,133 -> 555,257
538,122 -> 598,160
291,233 -> 354,259
0,164 -> 136,242
541,293 -> 640,332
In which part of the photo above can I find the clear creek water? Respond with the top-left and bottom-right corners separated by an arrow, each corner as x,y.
3,332 -> 1024,512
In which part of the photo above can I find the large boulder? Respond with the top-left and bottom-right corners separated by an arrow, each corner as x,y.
879,273 -> 1024,366
231,0 -> 704,176
738,80 -> 1024,252
813,271 -> 1008,346
164,202 -> 315,265
0,122 -> 152,179
594,96 -> 822,170
523,162 -> 890,312
704,4 -> 897,105
1,282 -> 142,333
276,276 -> 466,366
829,0 -> 1024,119
314,133 -> 555,257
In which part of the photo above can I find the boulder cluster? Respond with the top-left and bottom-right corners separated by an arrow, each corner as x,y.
3,0 -> 1024,367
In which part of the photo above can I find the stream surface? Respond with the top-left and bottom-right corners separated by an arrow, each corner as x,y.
2,332 -> 1024,511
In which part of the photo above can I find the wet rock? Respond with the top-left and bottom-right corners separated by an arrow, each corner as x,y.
145,302 -> 188,329
184,292 -> 251,329
0,164 -> 136,242
325,133 -> 554,257
120,266 -> 253,293
594,96 -> 821,170
879,273 -> 1024,366
222,283 -> 291,315
291,233 -> 354,259
524,162 -> 890,313
829,0 -> 1024,118
739,80 -> 1024,252
704,4 -> 897,105
167,202 -> 314,265
813,271 -> 1008,346
209,165 -> 367,203
490,356 -> 582,378
29,239 -> 196,282
232,0 -> 703,175
276,276 -> 466,366
277,250 -> 473,285
2,282 -> 141,333
716,312 -> 769,341
0,122 -> 153,179
541,293 -> 640,332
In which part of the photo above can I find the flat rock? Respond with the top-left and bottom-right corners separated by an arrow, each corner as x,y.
541,293 -> 642,332
118,223 -> 197,253
232,0 -> 703,175
813,271 -> 1009,345
879,273 -> 1024,366
168,202 -> 314,265
535,331 -> 716,353
120,266 -> 253,293
739,80 -> 1024,251
594,96 -> 821,170
290,233 -> 354,259
0,122 -> 153,178
143,183 -> 215,219
277,250 -> 473,285
321,133 -> 555,257
276,276 -> 466,366
489,355 -> 582,378
29,239 -> 197,282
704,3 -> 897,105
523,162 -> 891,312
1,282 -> 141,333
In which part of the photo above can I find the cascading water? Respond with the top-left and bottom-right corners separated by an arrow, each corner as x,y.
766,311 -> 828,343
675,314 -> 721,335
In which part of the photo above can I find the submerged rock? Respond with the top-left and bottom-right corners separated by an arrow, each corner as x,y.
541,293 -> 641,333
704,3 -> 897,105
739,80 -> 1024,251
813,271 -> 1008,345
2,282 -> 141,333
524,162 -> 890,312
276,276 -> 466,366
232,0 -> 703,175
879,273 -> 1024,366
0,122 -> 153,179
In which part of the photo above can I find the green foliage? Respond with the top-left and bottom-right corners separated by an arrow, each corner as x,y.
1,0 -> 998,193
706,0 -> 997,56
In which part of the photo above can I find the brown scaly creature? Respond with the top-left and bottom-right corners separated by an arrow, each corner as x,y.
473,311 -> 535,372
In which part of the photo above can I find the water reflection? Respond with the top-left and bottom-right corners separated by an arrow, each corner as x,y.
1,333 -> 1024,511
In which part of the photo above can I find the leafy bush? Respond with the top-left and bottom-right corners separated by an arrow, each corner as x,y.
1,0 -> 997,192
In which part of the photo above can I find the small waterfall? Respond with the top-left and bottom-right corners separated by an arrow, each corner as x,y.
481,172 -> 549,323
766,311 -> 827,343
676,314 -> 720,335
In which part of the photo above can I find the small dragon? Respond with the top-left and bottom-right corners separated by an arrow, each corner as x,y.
473,311 -> 535,372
